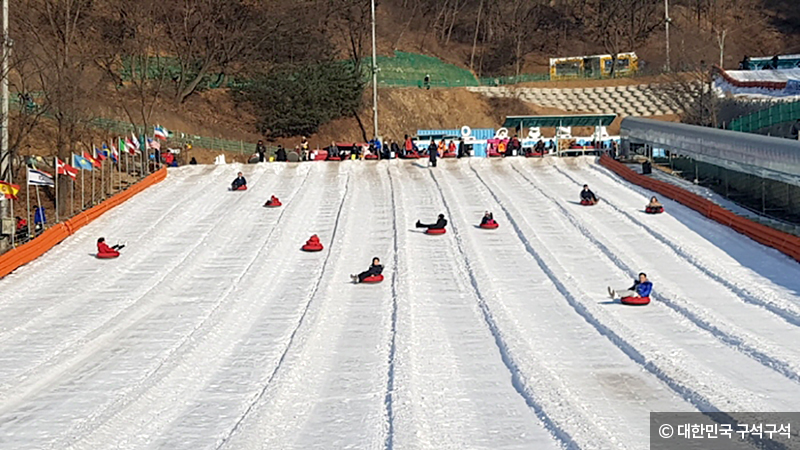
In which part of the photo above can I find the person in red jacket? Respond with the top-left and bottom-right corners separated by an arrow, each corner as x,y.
97,237 -> 125,256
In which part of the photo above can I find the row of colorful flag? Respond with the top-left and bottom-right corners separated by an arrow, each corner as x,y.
0,125 -> 172,200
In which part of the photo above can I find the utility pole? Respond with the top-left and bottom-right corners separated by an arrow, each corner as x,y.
0,0 -> 9,241
664,0 -> 671,72
371,0 -> 379,140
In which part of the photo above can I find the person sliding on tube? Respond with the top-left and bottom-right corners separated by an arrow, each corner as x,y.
416,213 -> 447,230
97,237 -> 125,254
264,195 -> 280,206
231,172 -> 247,190
351,257 -> 384,283
608,273 -> 653,299
480,211 -> 495,226
646,196 -> 663,211
581,184 -> 598,205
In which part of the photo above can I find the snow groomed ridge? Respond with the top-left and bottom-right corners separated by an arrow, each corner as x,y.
1,158 -> 800,449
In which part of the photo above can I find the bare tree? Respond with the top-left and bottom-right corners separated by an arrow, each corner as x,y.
652,68 -> 717,126
578,0 -> 663,76
95,0 -> 168,137
15,0 -> 98,216
160,0 -> 270,104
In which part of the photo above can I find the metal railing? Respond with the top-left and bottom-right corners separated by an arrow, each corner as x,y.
728,100 -> 800,133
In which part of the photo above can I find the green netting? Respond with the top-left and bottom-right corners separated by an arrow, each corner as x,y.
728,101 -> 800,133
365,51 -> 479,87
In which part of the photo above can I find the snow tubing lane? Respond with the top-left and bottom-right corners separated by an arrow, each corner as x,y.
0,168 -> 166,279
645,206 -> 664,214
96,252 -> 120,259
480,222 -> 499,229
621,296 -> 651,306
361,274 -> 384,283
425,228 -> 447,235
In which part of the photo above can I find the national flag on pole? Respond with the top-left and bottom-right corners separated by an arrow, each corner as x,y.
0,180 -> 19,199
27,168 -> 55,187
154,125 -> 170,140
125,137 -> 136,154
109,141 -> 119,162
98,144 -> 109,161
73,153 -> 94,171
56,158 -> 79,180
147,138 -> 161,150
83,151 -> 101,168
131,132 -> 141,151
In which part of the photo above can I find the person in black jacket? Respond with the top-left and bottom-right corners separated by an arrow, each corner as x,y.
580,184 -> 598,204
428,141 -> 438,167
351,257 -> 384,283
275,145 -> 287,162
457,138 -> 467,158
416,213 -> 447,230
231,172 -> 247,190
256,140 -> 267,162
480,211 -> 495,225
390,140 -> 401,159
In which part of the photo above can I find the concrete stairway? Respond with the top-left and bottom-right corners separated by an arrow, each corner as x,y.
468,84 -> 682,117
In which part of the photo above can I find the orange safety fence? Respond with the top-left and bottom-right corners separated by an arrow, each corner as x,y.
0,168 -> 168,279
599,154 -> 800,263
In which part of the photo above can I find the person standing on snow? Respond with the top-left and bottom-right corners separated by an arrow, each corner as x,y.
609,273 -> 653,299
428,141 -> 438,167
256,140 -> 267,162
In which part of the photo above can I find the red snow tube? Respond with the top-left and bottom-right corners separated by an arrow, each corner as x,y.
96,251 -> 120,259
526,152 -> 543,158
264,197 -> 282,207
365,154 -> 379,160
232,185 -> 247,191
361,274 -> 384,283
402,152 -> 420,159
443,152 -> 456,158
645,206 -> 664,214
621,296 -> 650,306
328,156 -> 341,161
480,222 -> 499,229
426,228 -> 447,235
580,199 -> 596,206
302,235 -> 323,252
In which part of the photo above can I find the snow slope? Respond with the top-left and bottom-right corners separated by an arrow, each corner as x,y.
1,158 -> 799,449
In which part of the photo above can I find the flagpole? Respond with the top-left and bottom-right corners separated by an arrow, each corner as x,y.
81,162 -> 84,211
26,168 -> 30,238
91,147 -> 95,206
70,170 -> 74,216
35,184 -> 42,232
54,157 -> 59,223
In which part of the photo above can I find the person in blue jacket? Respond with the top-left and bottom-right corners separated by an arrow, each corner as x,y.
608,273 -> 653,299
231,172 -> 246,190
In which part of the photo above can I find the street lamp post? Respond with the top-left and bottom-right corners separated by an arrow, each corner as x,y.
370,0 -> 379,140
665,0 -> 671,72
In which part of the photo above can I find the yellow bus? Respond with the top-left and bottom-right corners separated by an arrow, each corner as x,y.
549,52 -> 638,80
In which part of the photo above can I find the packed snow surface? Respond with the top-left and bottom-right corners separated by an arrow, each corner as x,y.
2,157 -> 800,450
